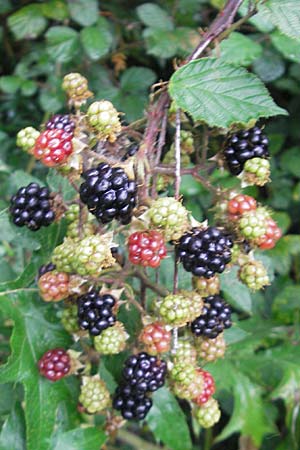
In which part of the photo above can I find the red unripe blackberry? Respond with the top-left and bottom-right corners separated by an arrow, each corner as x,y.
193,369 -> 215,406
227,194 -> 257,220
79,163 -> 137,225
10,183 -> 55,231
176,227 -> 233,278
128,231 -> 167,268
191,295 -> 232,339
46,114 -> 75,134
33,129 -> 73,167
258,217 -> 281,250
38,270 -> 70,302
139,322 -> 171,354
38,348 -> 71,381
77,289 -> 116,336
223,126 -> 269,175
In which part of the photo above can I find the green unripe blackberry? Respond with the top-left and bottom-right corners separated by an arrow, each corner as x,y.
148,197 -> 189,241
238,207 -> 268,242
243,157 -> 270,186
171,365 -> 204,400
79,375 -> 111,414
52,238 -> 76,273
195,398 -> 221,428
173,339 -> 197,365
87,100 -> 121,143
72,235 -> 115,277
17,127 -> 40,152
94,322 -> 129,354
61,304 -> 79,334
192,275 -> 220,297
62,73 -> 90,99
239,260 -> 269,291
159,291 -> 203,327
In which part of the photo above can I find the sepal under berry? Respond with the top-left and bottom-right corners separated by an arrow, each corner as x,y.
79,375 -> 111,414
239,260 -> 270,291
159,291 -> 203,327
148,197 -> 189,241
94,322 -> 129,354
87,100 -> 121,143
16,127 -> 40,152
242,157 -> 270,186
195,398 -> 221,428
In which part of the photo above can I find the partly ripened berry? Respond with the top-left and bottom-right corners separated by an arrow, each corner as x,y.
62,73 -> 90,99
258,217 -> 281,250
173,339 -> 197,365
227,194 -> 257,220
159,291 -> 203,327
80,163 -> 137,225
223,126 -> 269,175
239,260 -> 270,291
238,207 -> 269,243
243,157 -> 270,186
33,129 -> 73,167
139,322 -> 171,355
191,295 -> 232,339
87,100 -> 121,143
148,197 -> 189,241
10,183 -> 55,231
113,384 -> 153,421
195,398 -> 221,428
94,322 -> 128,354
192,275 -> 220,297
38,270 -> 70,302
38,262 -> 56,279
16,126 -> 40,152
38,348 -> 71,381
61,304 -> 79,334
193,369 -> 215,406
79,375 -> 111,413
128,230 -> 167,268
176,227 -> 233,278
195,333 -> 226,362
122,352 -> 167,394
46,114 -> 75,134
77,289 -> 116,336
171,363 -> 204,400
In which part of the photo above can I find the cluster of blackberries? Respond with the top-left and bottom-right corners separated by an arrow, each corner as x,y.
77,289 -> 116,336
10,183 -> 55,231
46,114 -> 75,135
176,227 -> 233,278
38,262 -> 56,279
223,126 -> 269,175
79,163 -> 137,225
191,295 -> 232,339
113,352 -> 167,420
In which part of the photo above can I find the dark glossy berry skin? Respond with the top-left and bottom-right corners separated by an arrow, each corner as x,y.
37,262 -> 56,279
79,163 -> 137,225
121,144 -> 139,161
191,295 -> 232,339
46,114 -> 75,135
176,227 -> 233,278
223,126 -> 269,175
113,384 -> 152,420
10,183 -> 55,231
38,348 -> 70,381
77,289 -> 116,336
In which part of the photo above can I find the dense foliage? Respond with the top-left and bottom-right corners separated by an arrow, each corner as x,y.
1,1 -> 300,450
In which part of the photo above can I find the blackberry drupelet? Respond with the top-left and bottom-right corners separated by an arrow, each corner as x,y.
77,289 -> 116,336
122,352 -> 167,393
10,183 -> 55,231
79,163 -> 137,225
176,227 -> 233,278
223,126 -> 269,175
113,384 -> 152,420
46,114 -> 75,134
191,295 -> 232,339
38,262 -> 56,278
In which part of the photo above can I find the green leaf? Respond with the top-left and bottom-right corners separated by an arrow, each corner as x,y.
8,5 -> 47,40
239,1 -> 274,33
259,0 -> 300,40
271,30 -> 300,63
253,49 -> 285,83
144,27 -> 197,58
0,293 -> 78,450
52,428 -> 106,450
220,267 -> 252,313
272,285 -> 300,324
169,58 -> 287,129
120,67 -> 156,92
67,0 -> 98,26
0,402 -> 26,450
45,26 -> 79,63
136,3 -> 174,30
215,32 -> 262,66
46,172 -> 77,201
80,18 -> 113,60
0,76 -> 22,94
42,0 -> 69,21
147,387 -> 192,450
280,147 -> 300,178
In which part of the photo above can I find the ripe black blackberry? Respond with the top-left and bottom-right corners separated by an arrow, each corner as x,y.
10,183 -> 55,231
191,295 -> 232,339
38,262 -> 56,279
79,163 -> 137,225
121,144 -> 139,161
122,352 -> 167,393
223,126 -> 269,175
176,227 -> 233,278
46,114 -> 75,134
113,384 -> 152,420
77,289 -> 116,336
